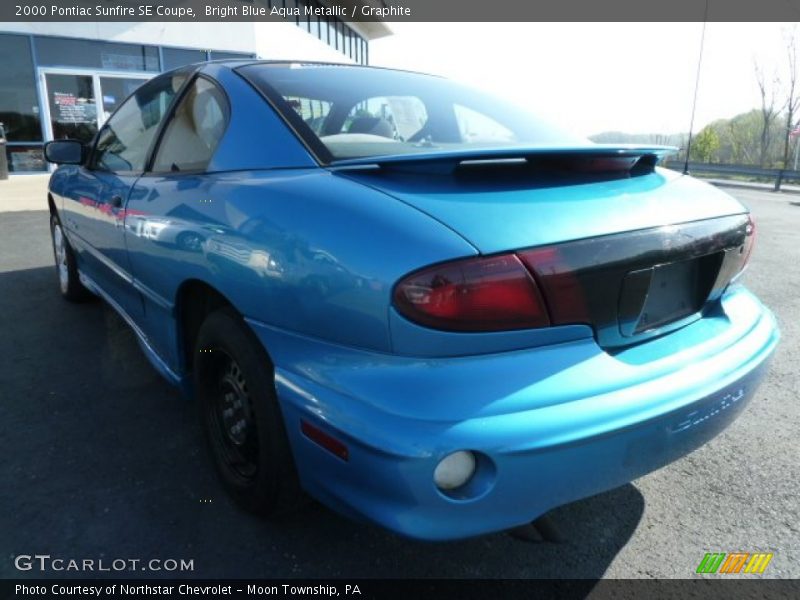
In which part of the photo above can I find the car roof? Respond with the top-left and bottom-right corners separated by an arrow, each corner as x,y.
196,59 -> 439,78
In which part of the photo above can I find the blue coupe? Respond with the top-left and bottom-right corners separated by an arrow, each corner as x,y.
44,61 -> 779,540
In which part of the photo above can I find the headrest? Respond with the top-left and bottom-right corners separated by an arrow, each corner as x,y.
348,116 -> 394,139
191,90 -> 224,147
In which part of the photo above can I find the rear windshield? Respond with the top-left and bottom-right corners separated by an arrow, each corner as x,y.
237,63 -> 585,163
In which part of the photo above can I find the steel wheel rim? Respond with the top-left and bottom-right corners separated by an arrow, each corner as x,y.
207,349 -> 259,481
53,223 -> 69,293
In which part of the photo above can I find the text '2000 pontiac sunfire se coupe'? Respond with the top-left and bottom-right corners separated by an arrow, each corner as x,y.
43,61 -> 779,540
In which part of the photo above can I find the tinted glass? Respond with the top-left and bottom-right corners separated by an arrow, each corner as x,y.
35,36 -> 159,71
284,96 -> 332,135
454,104 -> 515,144
163,48 -> 207,70
0,34 -> 42,142
336,96 -> 427,142
99,77 -> 149,119
152,77 -> 228,173
239,64 -> 585,162
7,145 -> 47,172
209,51 -> 254,61
320,18 -> 331,45
93,73 -> 187,173
45,73 -> 97,143
336,22 -> 343,51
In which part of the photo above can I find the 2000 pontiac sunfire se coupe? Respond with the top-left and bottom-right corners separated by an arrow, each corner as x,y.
44,61 -> 779,540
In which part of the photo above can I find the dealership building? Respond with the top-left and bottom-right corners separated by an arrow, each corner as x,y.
0,5 -> 390,172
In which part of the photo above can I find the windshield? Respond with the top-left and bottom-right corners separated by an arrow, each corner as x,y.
237,63 -> 587,163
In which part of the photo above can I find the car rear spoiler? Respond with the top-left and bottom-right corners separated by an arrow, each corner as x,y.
329,144 -> 680,176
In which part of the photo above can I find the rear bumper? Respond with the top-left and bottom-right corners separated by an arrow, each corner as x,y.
247,286 -> 778,540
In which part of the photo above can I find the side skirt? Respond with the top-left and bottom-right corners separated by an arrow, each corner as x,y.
78,270 -> 186,390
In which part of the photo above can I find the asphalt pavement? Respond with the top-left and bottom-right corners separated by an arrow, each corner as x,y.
0,184 -> 797,579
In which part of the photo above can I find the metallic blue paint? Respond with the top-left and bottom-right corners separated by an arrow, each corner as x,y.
249,287 -> 777,539
46,62 -> 779,540
340,167 -> 748,253
330,143 -> 678,167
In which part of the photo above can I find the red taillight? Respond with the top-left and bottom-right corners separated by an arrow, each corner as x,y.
517,247 -> 590,325
393,254 -> 550,332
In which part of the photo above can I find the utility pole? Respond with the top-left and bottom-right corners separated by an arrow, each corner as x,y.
792,125 -> 800,170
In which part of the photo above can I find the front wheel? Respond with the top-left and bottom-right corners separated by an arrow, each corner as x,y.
194,308 -> 303,515
50,214 -> 92,302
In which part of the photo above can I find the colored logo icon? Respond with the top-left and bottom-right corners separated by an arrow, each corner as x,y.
696,552 -> 773,574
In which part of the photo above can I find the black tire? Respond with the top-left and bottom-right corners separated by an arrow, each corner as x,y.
194,308 -> 304,515
50,213 -> 92,302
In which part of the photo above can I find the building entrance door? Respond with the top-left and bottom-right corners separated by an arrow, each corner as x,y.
43,72 -> 97,143
40,68 -> 151,145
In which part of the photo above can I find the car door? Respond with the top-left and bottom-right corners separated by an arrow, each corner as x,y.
124,75 -> 230,369
59,71 -> 190,319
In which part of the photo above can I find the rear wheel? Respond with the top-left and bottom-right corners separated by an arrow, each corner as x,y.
50,213 -> 92,302
194,308 -> 303,515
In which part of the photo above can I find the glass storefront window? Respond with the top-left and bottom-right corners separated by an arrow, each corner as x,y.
0,32 -> 265,171
0,34 -> 42,142
6,145 -> 46,172
320,18 -> 330,45
288,10 -> 368,64
35,36 -> 159,71
336,21 -> 344,52
99,77 -> 148,119
44,73 -> 98,143
162,48 -> 207,70
209,51 -> 254,61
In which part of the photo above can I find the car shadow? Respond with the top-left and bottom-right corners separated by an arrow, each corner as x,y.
0,264 -> 644,580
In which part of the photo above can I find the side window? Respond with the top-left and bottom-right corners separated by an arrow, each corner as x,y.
454,104 -> 516,144
92,73 -> 187,173
152,77 -> 228,173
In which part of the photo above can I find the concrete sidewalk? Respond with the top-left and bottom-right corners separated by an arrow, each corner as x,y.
0,174 -> 50,212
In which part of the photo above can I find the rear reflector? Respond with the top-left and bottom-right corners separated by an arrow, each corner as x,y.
393,254 -> 550,332
301,420 -> 349,461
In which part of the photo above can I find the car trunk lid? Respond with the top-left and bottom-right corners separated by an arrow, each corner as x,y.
333,146 -> 744,252
337,146 -> 752,348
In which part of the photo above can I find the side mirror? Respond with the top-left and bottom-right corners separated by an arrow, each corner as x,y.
44,140 -> 86,165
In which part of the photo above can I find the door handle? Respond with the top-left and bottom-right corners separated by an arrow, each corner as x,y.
109,195 -> 123,208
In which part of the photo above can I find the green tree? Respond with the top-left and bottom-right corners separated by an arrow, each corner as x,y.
711,110 -> 773,165
755,61 -> 780,167
690,126 -> 720,163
